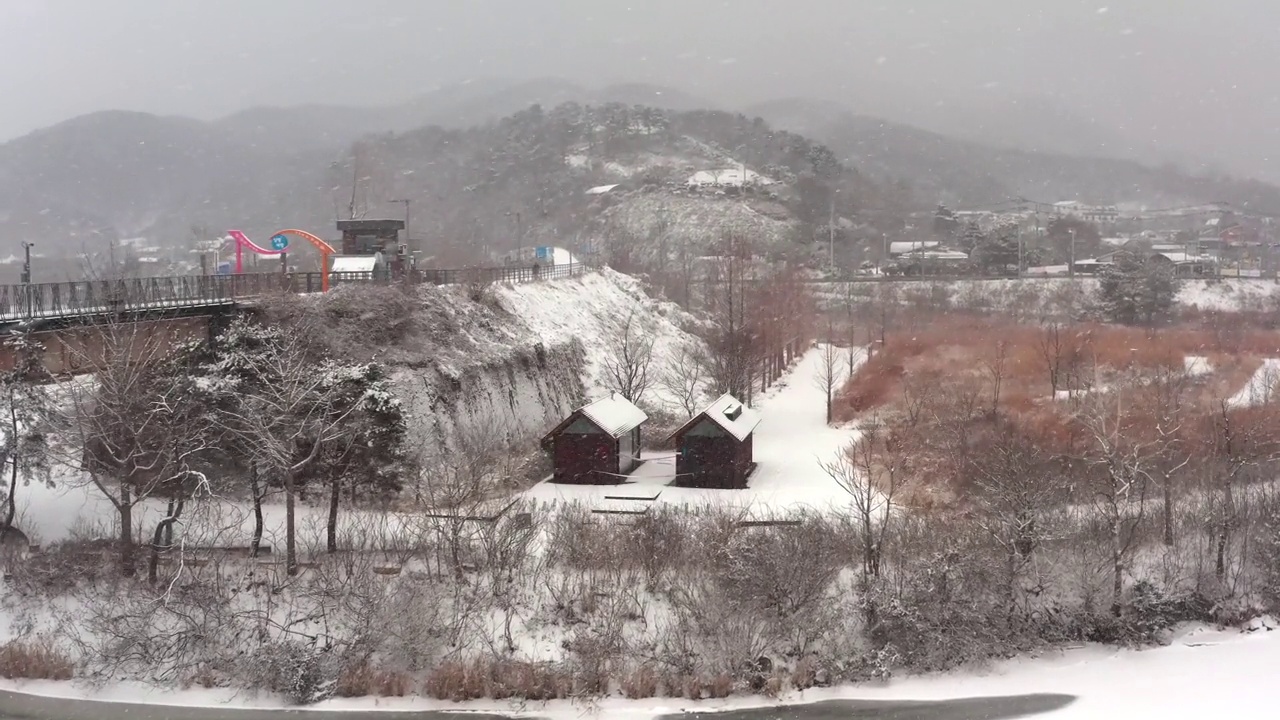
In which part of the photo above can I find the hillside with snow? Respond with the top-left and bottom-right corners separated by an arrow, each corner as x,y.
496,267 -> 707,411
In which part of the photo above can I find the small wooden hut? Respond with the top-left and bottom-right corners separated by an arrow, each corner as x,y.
541,394 -> 648,484
669,393 -> 761,489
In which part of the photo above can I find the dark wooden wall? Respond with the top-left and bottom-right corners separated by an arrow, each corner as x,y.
675,420 -> 754,489
552,432 -> 619,484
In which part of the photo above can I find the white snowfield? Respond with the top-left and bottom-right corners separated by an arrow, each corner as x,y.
0,621 -> 1275,717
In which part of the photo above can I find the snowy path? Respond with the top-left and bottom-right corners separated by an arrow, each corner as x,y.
522,345 -> 864,516
1226,358 -> 1280,408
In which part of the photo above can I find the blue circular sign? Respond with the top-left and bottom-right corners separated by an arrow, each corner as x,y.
270,234 -> 289,251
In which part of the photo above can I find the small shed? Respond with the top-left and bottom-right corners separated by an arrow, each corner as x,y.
669,394 -> 762,489
541,395 -> 648,484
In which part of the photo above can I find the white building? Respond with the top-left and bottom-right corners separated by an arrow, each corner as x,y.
1053,201 -> 1119,224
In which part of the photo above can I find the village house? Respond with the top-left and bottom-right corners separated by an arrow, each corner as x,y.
669,393 -> 761,489
541,395 -> 647,484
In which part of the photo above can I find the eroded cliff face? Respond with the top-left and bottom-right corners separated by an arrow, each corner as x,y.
300,268 -> 703,456
393,337 -> 585,450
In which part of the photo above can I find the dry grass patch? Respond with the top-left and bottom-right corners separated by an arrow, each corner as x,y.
423,659 -> 572,702
0,638 -> 74,680
336,661 -> 413,697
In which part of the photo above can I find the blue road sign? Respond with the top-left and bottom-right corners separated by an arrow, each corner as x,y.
270,234 -> 289,251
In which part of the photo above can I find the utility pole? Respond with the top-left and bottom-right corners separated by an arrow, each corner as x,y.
1018,227 -> 1025,276
1068,228 -> 1077,279
20,241 -> 33,318
828,193 -> 836,270
20,241 -> 33,284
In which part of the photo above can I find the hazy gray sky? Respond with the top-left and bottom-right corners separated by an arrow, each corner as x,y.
2,0 -> 1277,179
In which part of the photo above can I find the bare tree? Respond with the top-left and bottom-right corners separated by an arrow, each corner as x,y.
659,345 -> 707,419
215,327 -> 362,575
965,419 -> 1059,620
821,415 -> 911,580
1199,401 -> 1279,581
1145,361 -> 1193,547
411,420 -> 521,581
813,336 -> 844,425
700,233 -> 755,401
1072,373 -> 1167,614
982,340 -> 1010,415
602,309 -> 655,404
1038,322 -> 1067,397
52,320 -> 213,577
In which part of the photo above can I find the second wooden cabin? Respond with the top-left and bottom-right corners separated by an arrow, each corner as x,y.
670,393 -> 761,489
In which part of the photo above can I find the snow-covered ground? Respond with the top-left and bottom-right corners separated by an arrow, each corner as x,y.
7,269 -> 709,547
496,267 -> 707,412
1226,358 -> 1280,408
2,622 -> 1276,718
521,346 -> 864,516
822,277 -> 1280,318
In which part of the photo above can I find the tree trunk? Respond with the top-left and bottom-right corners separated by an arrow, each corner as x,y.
119,483 -> 135,577
1216,482 -> 1235,582
1,454 -> 16,538
1111,517 -> 1124,615
250,469 -> 265,558
327,475 -> 340,553
1162,475 -> 1175,547
285,470 -> 298,576
148,498 -> 185,584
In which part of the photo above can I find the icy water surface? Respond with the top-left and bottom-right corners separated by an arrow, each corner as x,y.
0,693 -> 1075,720
666,694 -> 1076,720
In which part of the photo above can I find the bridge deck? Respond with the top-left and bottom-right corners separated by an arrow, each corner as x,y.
0,264 -> 583,324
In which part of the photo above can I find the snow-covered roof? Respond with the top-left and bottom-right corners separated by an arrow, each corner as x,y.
686,167 -> 776,187
331,255 -> 378,273
586,184 -> 620,195
888,240 -> 939,255
1155,251 -> 1212,264
578,394 -> 648,438
911,250 -> 970,260
672,393 -> 761,442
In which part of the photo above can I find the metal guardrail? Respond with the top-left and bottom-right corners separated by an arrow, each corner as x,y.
0,263 -> 586,322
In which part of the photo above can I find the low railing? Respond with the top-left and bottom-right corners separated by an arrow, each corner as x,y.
0,263 -> 586,321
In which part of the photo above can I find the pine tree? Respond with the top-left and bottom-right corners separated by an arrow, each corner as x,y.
0,323 -> 51,544
1097,253 -> 1176,325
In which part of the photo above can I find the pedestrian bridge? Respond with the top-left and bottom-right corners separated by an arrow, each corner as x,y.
0,264 -> 583,324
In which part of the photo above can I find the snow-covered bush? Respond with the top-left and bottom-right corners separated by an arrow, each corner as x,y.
245,640 -> 339,705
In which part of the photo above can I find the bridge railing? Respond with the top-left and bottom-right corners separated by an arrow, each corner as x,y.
0,263 -> 586,321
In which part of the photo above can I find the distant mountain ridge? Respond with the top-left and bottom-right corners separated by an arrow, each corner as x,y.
3,78 -> 1280,266
745,97 -> 1280,214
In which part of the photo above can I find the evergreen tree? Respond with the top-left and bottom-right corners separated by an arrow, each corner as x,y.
0,324 -> 50,544
972,223 -> 1021,275
933,205 -> 960,237
1097,253 -> 1177,325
